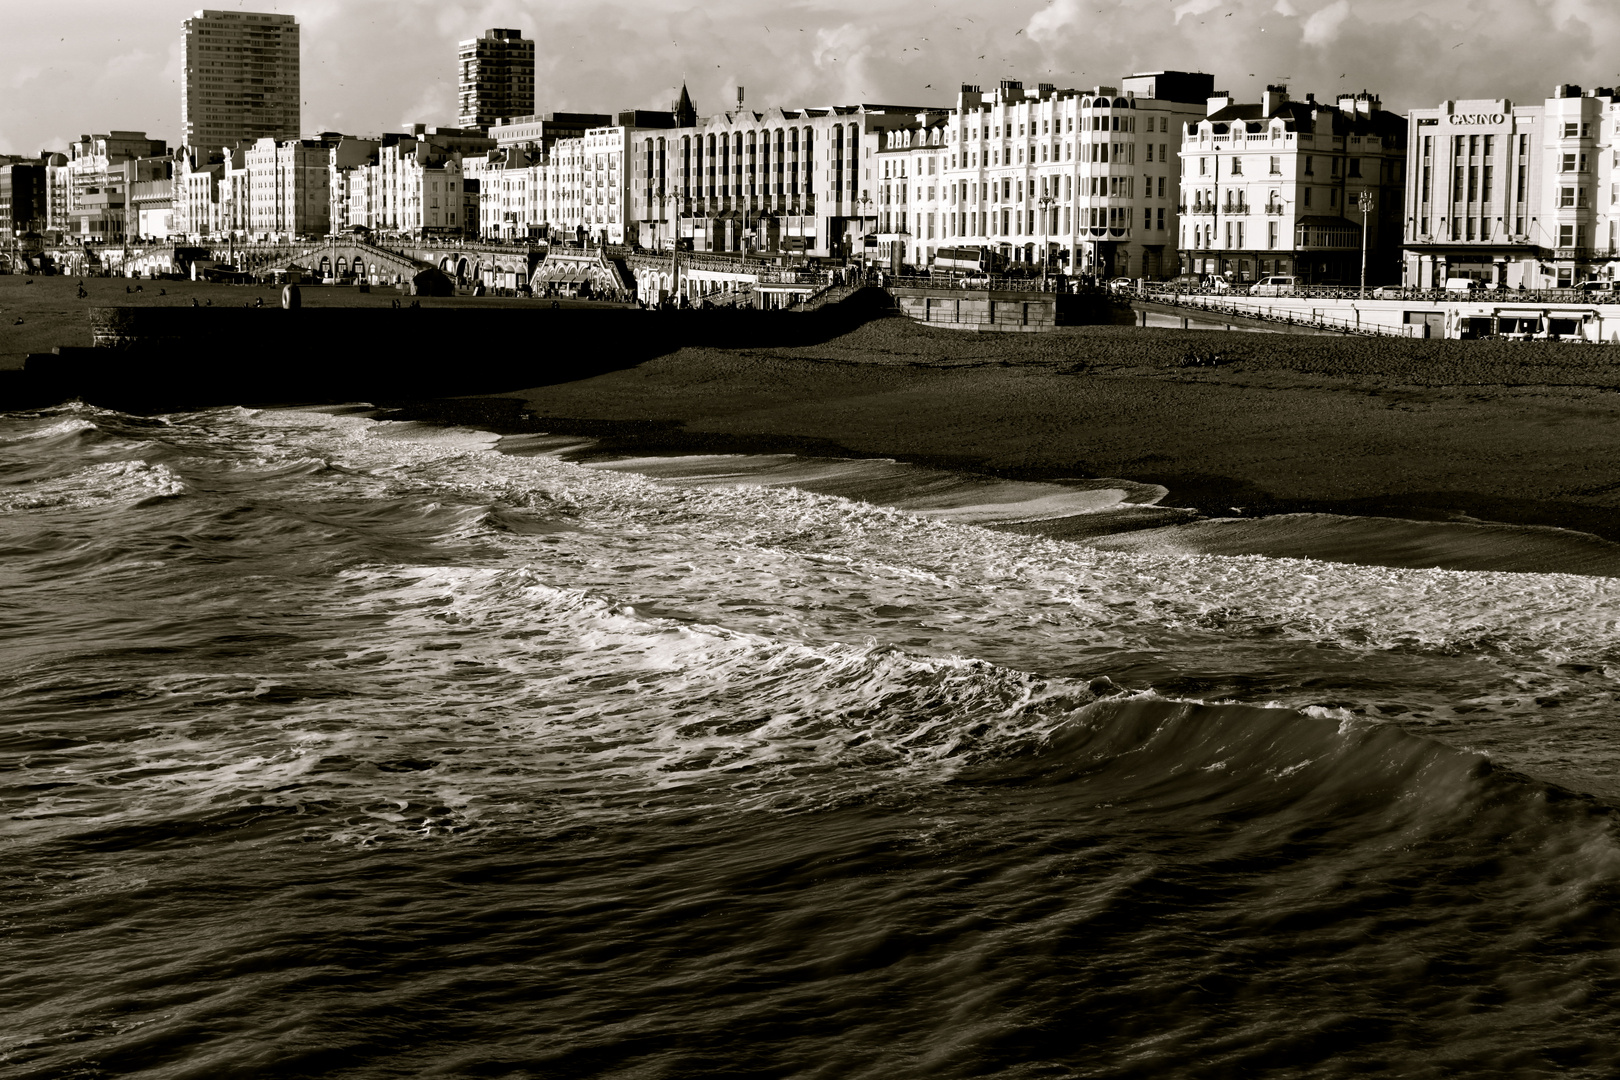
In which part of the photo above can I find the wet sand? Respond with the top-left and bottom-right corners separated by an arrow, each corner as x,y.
382,315 -> 1620,544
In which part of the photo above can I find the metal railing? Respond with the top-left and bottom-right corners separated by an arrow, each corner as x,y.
884,274 -> 1095,294
1138,289 -> 1421,337
1145,283 -> 1620,305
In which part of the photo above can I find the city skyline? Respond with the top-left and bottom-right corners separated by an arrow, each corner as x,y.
3,0 -> 1618,157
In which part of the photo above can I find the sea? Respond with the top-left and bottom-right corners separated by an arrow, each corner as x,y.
4,402 -> 1619,1079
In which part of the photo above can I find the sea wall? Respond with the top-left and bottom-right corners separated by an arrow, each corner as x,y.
19,292 -> 893,410
889,287 -> 1111,332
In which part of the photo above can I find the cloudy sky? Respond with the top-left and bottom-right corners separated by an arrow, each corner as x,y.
3,0 -> 1616,155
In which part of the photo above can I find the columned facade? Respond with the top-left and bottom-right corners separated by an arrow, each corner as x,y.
1402,85 -> 1620,289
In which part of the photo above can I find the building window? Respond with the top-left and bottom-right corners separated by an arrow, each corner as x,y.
1564,122 -> 1579,138
1231,157 -> 1243,175
1560,223 -> 1575,246
1560,186 -> 1575,207
1304,156 -> 1314,176
1562,153 -> 1577,172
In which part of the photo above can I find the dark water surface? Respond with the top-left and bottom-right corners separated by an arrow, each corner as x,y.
4,405 -> 1620,1079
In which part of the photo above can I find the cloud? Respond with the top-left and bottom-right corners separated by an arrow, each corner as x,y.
1027,0 -> 1083,41
1171,0 -> 1224,24
9,0 -> 1620,157
1301,0 -> 1351,46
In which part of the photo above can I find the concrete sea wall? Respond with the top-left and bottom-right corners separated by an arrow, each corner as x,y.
18,291 -> 893,410
889,287 -> 1111,332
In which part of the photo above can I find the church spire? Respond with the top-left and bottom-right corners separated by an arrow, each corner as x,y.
673,82 -> 697,127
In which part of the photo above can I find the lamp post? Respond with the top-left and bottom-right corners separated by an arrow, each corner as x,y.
1038,193 -> 1055,289
1358,188 -> 1374,298
857,192 -> 873,267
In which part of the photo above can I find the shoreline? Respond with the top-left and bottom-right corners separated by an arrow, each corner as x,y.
367,315 -> 1620,552
12,273 -> 1620,556
371,393 -> 1616,538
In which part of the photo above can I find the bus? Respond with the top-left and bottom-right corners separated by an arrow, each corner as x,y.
931,246 -> 1000,277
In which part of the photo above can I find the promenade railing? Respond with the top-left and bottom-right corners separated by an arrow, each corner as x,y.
883,274 -> 1092,293
1138,289 -> 1422,338
1143,283 -> 1620,306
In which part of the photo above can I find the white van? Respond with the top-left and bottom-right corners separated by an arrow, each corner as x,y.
1250,275 -> 1297,296
1444,277 -> 1485,292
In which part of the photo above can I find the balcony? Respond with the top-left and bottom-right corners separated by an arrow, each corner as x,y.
1265,203 -> 1287,215
1220,201 -> 1250,215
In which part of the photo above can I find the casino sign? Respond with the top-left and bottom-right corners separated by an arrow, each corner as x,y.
1449,112 -> 1508,125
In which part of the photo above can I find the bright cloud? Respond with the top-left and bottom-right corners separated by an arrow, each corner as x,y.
1301,0 -> 1351,46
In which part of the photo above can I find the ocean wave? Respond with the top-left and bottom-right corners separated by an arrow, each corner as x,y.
0,460 -> 186,512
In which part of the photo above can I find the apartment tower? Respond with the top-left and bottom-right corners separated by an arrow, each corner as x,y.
181,10 -> 300,152
458,29 -> 535,131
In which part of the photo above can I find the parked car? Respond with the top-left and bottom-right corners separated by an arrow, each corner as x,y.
1443,277 -> 1485,292
1107,277 -> 1136,292
1250,275 -> 1297,296
1370,285 -> 1405,299
1577,280 -> 1616,294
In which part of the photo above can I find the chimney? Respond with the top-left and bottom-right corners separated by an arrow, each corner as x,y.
1206,90 -> 1232,115
1262,84 -> 1289,115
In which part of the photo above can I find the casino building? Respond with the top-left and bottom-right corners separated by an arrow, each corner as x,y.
1402,85 -> 1620,288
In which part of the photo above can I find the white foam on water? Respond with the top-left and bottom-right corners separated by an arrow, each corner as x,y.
11,403 -> 1601,807
0,417 -> 100,444
1085,512 -> 1620,578
591,453 -> 1166,524
221,406 -> 1620,668
0,460 -> 186,512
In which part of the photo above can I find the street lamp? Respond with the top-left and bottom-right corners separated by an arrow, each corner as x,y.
1358,188 -> 1374,298
857,192 -> 874,266
1038,193 -> 1055,289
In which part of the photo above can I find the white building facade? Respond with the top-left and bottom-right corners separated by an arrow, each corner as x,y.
244,136 -> 333,238
1180,86 -> 1406,285
915,74 -> 1209,278
1402,84 -> 1620,289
